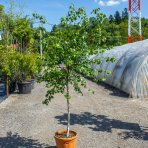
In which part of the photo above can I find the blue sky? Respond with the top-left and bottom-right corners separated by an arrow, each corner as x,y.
0,0 -> 148,30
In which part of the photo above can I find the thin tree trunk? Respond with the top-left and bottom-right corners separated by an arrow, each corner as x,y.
66,84 -> 70,137
5,31 -> 9,97
40,23 -> 43,59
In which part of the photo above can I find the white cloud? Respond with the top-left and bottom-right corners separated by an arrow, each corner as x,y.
121,0 -> 128,2
99,0 -> 105,6
107,0 -> 120,6
95,0 -> 127,7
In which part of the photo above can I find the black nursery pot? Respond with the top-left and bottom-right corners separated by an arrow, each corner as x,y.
9,81 -> 17,93
18,81 -> 32,94
30,78 -> 36,89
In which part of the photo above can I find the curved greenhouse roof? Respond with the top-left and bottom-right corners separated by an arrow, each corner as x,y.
92,39 -> 148,98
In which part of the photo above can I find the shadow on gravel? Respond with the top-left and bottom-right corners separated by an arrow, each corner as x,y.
98,82 -> 129,98
84,76 -> 129,98
0,132 -> 50,148
55,112 -> 148,141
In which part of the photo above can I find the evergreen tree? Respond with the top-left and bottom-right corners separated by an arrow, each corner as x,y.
114,11 -> 121,24
122,8 -> 128,20
109,15 -> 114,23
0,5 -> 4,14
142,18 -> 148,40
53,8 -> 148,47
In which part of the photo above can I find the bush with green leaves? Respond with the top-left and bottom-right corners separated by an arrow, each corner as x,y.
0,45 -> 20,95
0,44 -> 42,83
39,5 -> 115,137
0,45 -> 19,79
16,53 -> 42,82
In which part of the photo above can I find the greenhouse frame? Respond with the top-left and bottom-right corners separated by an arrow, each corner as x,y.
92,39 -> 148,98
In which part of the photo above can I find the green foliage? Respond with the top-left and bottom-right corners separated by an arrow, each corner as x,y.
0,3 -> 43,87
0,45 -> 11,76
122,8 -> 128,20
101,8 -> 148,46
0,45 -> 19,79
33,13 -> 47,24
0,5 -> 4,15
0,45 -> 42,82
11,17 -> 34,49
40,5 -> 115,105
0,5 -> 39,53
15,53 -> 42,82
52,8 -> 148,47
101,18 -> 122,47
142,18 -> 148,40
114,11 -> 122,24
109,15 -> 114,23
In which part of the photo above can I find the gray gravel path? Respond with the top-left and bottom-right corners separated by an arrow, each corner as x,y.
0,79 -> 148,148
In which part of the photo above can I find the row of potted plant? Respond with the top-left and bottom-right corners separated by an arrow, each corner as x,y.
0,45 -> 42,95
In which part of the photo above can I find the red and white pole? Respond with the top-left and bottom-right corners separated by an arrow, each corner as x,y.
138,0 -> 142,41
128,0 -> 142,43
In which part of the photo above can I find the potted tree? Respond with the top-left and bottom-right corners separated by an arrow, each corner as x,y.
39,5 -> 115,148
29,53 -> 43,89
0,45 -> 20,96
17,52 -> 43,93
8,50 -> 20,93
16,53 -> 35,94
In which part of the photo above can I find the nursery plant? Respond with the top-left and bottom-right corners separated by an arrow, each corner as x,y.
0,45 -> 20,96
16,53 -> 41,82
15,52 -> 42,94
40,5 -> 115,148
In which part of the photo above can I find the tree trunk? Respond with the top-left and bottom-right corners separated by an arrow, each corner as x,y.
66,84 -> 70,137
40,22 -> 43,58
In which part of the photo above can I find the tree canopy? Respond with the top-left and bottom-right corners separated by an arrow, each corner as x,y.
52,8 -> 148,47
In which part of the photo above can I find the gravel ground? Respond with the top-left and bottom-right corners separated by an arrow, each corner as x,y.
0,79 -> 148,148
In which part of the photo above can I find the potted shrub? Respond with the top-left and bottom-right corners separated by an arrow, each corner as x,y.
39,5 -> 115,148
30,53 -> 43,89
16,52 -> 42,93
0,45 -> 20,96
16,53 -> 35,94
9,51 -> 21,93
0,45 -> 11,96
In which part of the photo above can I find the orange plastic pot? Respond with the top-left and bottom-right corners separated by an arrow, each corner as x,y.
54,130 -> 77,148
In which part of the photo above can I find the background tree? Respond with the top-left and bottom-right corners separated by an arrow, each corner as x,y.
122,8 -> 128,20
114,11 -> 122,24
11,17 -> 34,52
109,15 -> 114,23
33,13 -> 47,58
102,9 -> 148,46
142,18 -> 148,40
0,1 -> 42,96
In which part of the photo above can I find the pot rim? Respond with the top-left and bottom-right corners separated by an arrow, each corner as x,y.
18,81 -> 32,84
54,130 -> 77,141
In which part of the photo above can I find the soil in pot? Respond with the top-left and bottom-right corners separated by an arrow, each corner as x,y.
18,81 -> 32,94
54,130 -> 77,148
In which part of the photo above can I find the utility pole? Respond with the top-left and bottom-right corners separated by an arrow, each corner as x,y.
128,0 -> 142,43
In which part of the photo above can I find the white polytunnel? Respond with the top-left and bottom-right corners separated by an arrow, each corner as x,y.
91,39 -> 148,98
